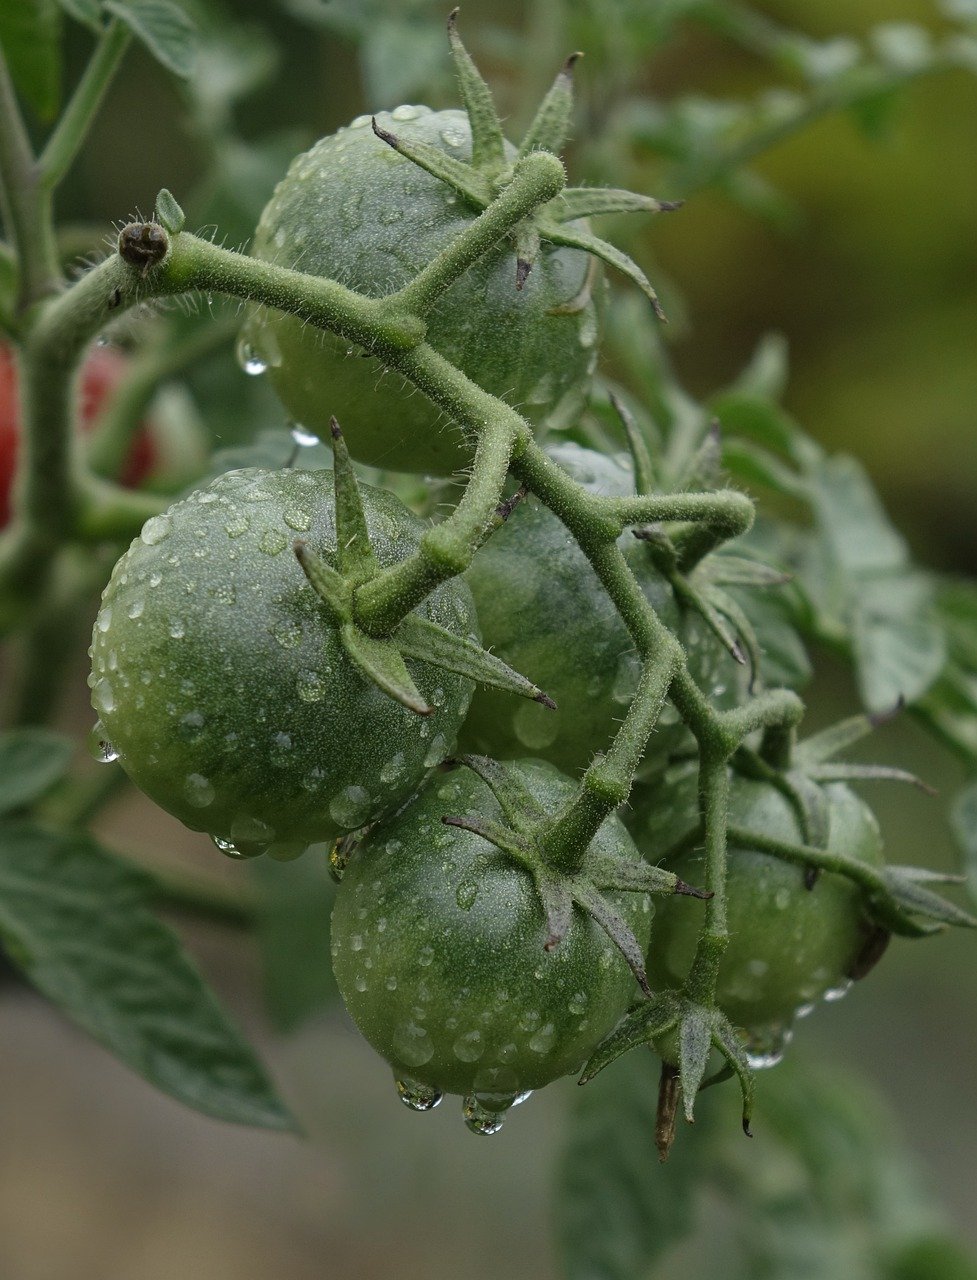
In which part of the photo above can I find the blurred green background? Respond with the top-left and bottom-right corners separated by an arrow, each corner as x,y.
1,0 -> 975,1277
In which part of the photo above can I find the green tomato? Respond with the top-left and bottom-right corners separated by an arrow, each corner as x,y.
330,758 -> 651,1126
635,768 -> 885,1049
89,468 -> 476,857
245,107 -> 599,476
460,443 -> 741,773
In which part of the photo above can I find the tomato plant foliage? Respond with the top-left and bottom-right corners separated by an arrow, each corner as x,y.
1,2 -> 977,1277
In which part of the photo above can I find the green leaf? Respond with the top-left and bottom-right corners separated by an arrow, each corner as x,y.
0,822 -> 295,1130
55,0 -> 102,27
0,730 -> 74,814
0,0 -> 62,120
556,1051 -> 713,1280
851,573 -> 947,713
103,0 -> 195,78
250,850 -> 337,1033
950,780 -> 977,900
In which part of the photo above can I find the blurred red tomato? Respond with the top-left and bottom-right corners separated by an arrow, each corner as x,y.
0,343 -> 155,525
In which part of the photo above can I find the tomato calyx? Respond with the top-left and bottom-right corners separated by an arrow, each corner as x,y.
578,989 -> 755,1162
371,11 -> 678,314
294,419 -> 554,715
441,755 -> 709,996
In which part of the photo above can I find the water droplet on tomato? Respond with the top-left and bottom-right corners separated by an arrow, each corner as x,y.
391,104 -> 421,121
259,528 -> 288,556
392,1022 -> 434,1068
140,514 -> 172,546
455,880 -> 478,911
183,773 -> 215,808
283,507 -> 311,533
290,424 -> 320,448
92,677 -> 115,716
462,1095 -> 504,1136
396,1077 -> 442,1111
88,721 -> 118,762
330,785 -> 372,829
824,979 -> 853,1002
453,1030 -> 484,1062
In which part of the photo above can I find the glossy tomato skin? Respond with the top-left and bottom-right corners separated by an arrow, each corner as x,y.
0,343 -> 154,525
246,107 -> 599,476
331,759 -> 652,1097
636,768 -> 885,1031
89,468 -> 477,855
460,443 -> 740,774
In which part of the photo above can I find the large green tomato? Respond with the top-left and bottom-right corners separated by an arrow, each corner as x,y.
89,468 -> 477,857
330,758 -> 651,1129
635,768 -> 886,1052
460,443 -> 742,773
245,107 -> 599,476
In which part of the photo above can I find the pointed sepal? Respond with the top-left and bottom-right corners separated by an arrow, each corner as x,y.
702,554 -> 793,589
611,391 -> 657,496
794,712 -> 887,766
544,222 -> 667,320
514,220 -> 541,289
340,623 -> 432,716
517,52 -> 581,159
446,9 -> 506,174
804,762 -> 936,795
678,1006 -> 712,1122
554,187 -> 683,222
441,812 -> 528,857
329,418 -> 379,582
585,849 -> 711,899
578,993 -> 682,1084
395,612 -> 556,707
571,876 -> 653,997
371,116 -> 491,207
871,866 -> 977,935
293,540 -> 350,621
452,754 -> 548,827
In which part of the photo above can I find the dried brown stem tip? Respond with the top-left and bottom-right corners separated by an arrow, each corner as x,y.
118,222 -> 168,274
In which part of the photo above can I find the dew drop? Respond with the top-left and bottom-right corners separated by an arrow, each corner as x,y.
453,1030 -> 484,1062
96,606 -> 112,633
424,733 -> 448,768
91,677 -> 115,716
513,701 -> 559,750
462,1095 -> 504,1136
824,979 -> 853,1003
396,1077 -> 442,1111
140,514 -> 172,546
283,507 -> 311,533
126,598 -> 145,620
183,773 -> 215,808
391,104 -> 421,121
329,784 -> 372,829
440,127 -> 465,147
392,1021 -> 434,1068
744,1022 -> 793,1069
456,880 -> 478,911
528,1022 -> 556,1054
236,337 -> 267,376
296,670 -> 327,702
225,513 -> 249,539
259,528 -> 288,556
88,721 -> 119,763
211,835 -> 255,860
379,752 -> 406,785
290,424 -> 320,448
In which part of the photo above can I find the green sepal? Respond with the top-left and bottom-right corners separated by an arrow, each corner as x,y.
543,222 -> 667,321
553,187 -> 683,222
329,418 -> 378,582
517,52 -> 580,159
371,116 -> 491,208
446,8 -> 506,174
441,812 -> 528,859
293,541 -> 349,621
534,865 -> 575,950
571,877 -> 652,997
782,768 -> 832,850
612,391 -> 658,495
805,762 -> 936,794
453,754 -> 547,827
395,612 -> 556,708
678,1006 -> 713,1122
701,554 -> 793,589
514,220 -> 541,289
871,867 -> 977,934
578,994 -> 682,1084
710,1011 -> 756,1136
794,712 -> 887,766
339,623 -> 431,716
585,851 -> 709,899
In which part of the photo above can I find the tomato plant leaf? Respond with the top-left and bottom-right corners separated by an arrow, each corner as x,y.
55,0 -> 101,29
950,780 -> 977,901
102,0 -> 196,78
557,1051 -> 712,1280
250,850 -> 338,1033
0,0 -> 62,120
0,729 -> 74,814
0,822 -> 296,1130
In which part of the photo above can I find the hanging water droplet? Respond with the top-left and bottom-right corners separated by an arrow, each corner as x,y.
236,336 -> 267,376
511,1090 -> 533,1107
95,333 -> 110,348
211,834 -> 252,860
88,721 -> 119,763
290,423 -> 320,448
824,978 -> 853,1002
462,1095 -> 504,1136
396,1077 -> 443,1112
744,1022 -> 794,1069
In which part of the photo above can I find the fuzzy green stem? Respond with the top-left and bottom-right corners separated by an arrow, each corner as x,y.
601,489 -> 755,553
389,150 -> 566,316
726,825 -> 886,897
684,757 -> 731,1004
0,46 -> 61,313
39,21 -> 132,190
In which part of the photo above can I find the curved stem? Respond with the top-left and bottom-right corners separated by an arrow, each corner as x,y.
39,20 -> 132,190
685,758 -> 731,1004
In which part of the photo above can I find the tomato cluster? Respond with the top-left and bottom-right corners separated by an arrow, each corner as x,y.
88,101 -> 903,1134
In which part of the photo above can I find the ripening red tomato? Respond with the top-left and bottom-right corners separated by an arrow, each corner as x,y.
0,343 -> 156,525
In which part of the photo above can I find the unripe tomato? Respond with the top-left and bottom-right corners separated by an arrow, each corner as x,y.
460,443 -> 742,773
0,342 -> 155,525
636,768 -> 885,1049
89,468 -> 477,857
331,758 -> 652,1120
245,107 -> 599,475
